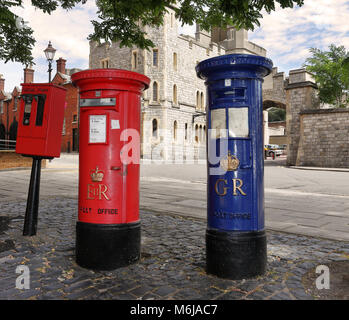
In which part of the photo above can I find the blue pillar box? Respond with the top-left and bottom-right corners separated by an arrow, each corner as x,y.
196,54 -> 273,279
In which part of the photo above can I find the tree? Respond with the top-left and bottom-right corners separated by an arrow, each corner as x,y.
304,44 -> 349,108
1,0 -> 304,66
268,107 -> 286,122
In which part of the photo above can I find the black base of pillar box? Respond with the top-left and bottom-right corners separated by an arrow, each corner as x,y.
75,221 -> 141,270
206,229 -> 267,280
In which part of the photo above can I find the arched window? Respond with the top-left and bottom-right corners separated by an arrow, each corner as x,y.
184,123 -> 188,141
153,49 -> 159,67
173,84 -> 177,105
152,119 -> 158,139
173,121 -> 178,141
152,81 -> 158,102
196,91 -> 200,110
200,92 -> 204,111
195,124 -> 199,143
203,126 -> 206,142
173,52 -> 177,71
199,125 -> 202,142
131,51 -> 137,70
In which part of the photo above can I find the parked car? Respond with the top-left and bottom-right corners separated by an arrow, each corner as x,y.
264,144 -> 283,159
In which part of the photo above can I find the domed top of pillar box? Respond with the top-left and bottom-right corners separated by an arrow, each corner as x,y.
71,69 -> 150,94
196,54 -> 273,82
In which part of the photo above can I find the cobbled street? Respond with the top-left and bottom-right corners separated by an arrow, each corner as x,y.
0,196 -> 348,300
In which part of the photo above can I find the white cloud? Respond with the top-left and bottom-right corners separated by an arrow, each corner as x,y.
249,0 -> 349,74
2,0 -> 349,90
0,0 -> 97,91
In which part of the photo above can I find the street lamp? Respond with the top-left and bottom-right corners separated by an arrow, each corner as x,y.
43,41 -> 56,82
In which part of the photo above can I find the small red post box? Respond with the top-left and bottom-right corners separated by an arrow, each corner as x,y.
71,69 -> 150,270
16,83 -> 66,158
15,83 -> 66,236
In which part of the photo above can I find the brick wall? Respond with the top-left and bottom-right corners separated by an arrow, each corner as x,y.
0,151 -> 47,170
60,83 -> 79,153
51,75 -> 79,153
296,109 -> 349,168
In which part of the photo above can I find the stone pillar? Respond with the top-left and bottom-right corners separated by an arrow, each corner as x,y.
285,69 -> 319,166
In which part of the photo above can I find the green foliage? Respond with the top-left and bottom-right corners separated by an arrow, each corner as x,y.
90,0 -> 304,49
304,44 -> 349,108
0,0 -> 84,66
0,0 -> 305,65
268,107 -> 286,122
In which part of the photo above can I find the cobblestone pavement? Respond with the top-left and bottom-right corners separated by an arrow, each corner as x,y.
0,197 -> 348,300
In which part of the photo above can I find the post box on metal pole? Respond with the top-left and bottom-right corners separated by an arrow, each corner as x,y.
16,83 -> 67,236
196,54 -> 273,279
71,69 -> 150,270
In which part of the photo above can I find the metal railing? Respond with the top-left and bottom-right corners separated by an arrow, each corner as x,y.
0,139 -> 16,150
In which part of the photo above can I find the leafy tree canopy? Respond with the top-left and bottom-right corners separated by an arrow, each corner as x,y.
1,0 -> 304,66
304,44 -> 349,108
268,107 -> 286,122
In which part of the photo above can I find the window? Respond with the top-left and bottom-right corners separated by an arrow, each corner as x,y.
62,118 -> 66,135
173,84 -> 177,105
132,51 -> 138,70
0,100 -> 3,114
13,97 -> 18,111
184,123 -> 188,141
170,13 -> 174,28
196,91 -> 200,110
200,92 -> 204,111
173,52 -> 177,71
152,81 -> 159,102
195,124 -> 199,143
73,114 -> 77,122
173,121 -> 177,141
153,49 -> 158,67
100,59 -> 109,69
152,119 -> 158,139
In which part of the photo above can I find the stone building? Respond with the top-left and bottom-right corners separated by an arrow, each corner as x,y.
89,7 -> 279,162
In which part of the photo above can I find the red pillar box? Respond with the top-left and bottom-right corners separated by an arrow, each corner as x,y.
71,69 -> 150,270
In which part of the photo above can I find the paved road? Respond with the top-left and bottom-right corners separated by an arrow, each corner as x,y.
1,153 -> 348,241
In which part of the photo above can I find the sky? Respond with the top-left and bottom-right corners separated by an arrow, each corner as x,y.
1,0 -> 349,92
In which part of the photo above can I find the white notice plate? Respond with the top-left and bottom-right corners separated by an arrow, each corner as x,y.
89,115 -> 107,143
111,119 -> 120,129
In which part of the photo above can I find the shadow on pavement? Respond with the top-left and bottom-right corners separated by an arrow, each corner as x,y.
264,156 -> 287,167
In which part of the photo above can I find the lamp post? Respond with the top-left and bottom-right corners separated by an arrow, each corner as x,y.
43,41 -> 56,82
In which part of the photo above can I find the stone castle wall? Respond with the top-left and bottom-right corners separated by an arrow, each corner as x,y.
89,11 -> 349,168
